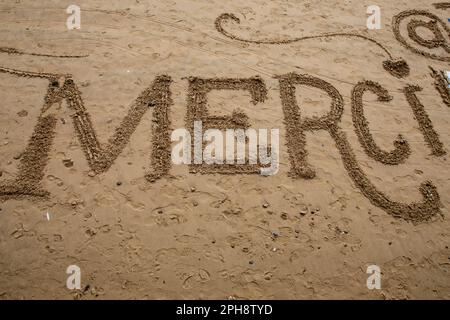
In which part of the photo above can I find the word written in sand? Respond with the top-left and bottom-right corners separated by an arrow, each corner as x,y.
0,66 -> 446,223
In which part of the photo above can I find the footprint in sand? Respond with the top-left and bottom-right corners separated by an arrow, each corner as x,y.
181,269 -> 211,289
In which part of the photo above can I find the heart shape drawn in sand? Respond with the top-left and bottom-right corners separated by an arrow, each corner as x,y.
383,58 -> 410,78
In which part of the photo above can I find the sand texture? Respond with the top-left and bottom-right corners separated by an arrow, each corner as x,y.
0,0 -> 450,299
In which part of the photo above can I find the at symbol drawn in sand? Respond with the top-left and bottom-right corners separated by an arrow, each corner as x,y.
392,10 -> 450,62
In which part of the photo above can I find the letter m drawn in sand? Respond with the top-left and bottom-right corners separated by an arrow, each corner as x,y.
0,67 -> 173,200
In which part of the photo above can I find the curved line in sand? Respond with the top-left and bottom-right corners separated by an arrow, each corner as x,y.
215,13 -> 393,59
0,46 -> 89,58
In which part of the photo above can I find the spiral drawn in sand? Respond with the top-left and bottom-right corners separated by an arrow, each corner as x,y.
215,13 -> 410,78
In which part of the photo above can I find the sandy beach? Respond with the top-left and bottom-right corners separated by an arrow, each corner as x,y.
0,0 -> 449,299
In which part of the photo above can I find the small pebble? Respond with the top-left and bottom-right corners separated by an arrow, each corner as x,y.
63,159 -> 73,168
90,287 -> 98,297
190,187 -> 196,192
17,110 -> 28,117
229,208 -> 241,215
262,203 -> 269,209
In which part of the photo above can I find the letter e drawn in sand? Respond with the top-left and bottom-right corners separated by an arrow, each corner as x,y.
185,76 -> 270,174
